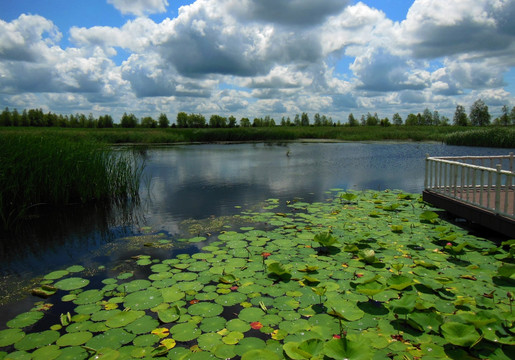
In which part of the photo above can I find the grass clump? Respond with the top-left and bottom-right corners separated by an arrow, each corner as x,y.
0,133 -> 144,229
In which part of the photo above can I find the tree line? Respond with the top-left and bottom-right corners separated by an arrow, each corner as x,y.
1,99 -> 513,129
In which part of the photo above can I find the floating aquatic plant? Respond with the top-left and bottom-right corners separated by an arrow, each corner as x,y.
1,189 -> 514,359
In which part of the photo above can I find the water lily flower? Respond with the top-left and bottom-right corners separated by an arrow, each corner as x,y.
250,321 -> 263,330
189,299 -> 199,305
446,242 -> 453,247
333,334 -> 341,339
230,286 -> 238,291
261,252 -> 271,258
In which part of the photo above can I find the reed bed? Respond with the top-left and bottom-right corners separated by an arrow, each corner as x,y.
0,133 -> 144,229
445,127 -> 515,148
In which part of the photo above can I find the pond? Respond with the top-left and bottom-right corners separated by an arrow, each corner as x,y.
0,142 -> 513,321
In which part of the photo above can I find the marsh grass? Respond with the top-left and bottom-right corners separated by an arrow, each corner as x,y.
0,133 -> 144,229
445,127 -> 515,147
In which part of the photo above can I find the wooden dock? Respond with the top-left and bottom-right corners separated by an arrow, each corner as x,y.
423,154 -> 515,237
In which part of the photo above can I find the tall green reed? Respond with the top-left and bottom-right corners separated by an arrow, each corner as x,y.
0,134 -> 144,230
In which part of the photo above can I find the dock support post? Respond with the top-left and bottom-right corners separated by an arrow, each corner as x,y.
495,164 -> 502,214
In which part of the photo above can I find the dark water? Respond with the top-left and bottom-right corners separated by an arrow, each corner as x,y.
0,141 -> 513,321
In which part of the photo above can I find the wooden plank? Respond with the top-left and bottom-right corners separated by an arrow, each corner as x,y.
423,190 -> 515,238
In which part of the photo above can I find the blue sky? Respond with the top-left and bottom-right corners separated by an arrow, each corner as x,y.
1,0 -> 514,122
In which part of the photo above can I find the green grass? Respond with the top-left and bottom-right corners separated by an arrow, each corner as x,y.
0,133 -> 144,229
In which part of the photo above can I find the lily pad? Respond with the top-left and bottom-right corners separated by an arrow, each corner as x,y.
56,331 -> 93,346
54,277 -> 90,291
0,328 -> 25,347
440,322 -> 480,347
170,322 -> 201,342
105,310 -> 145,328
123,288 -> 163,310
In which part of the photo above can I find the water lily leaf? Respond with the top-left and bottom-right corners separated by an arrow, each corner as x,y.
123,288 -> 163,310
226,318 -> 251,333
158,305 -> 181,323
31,345 -> 61,360
14,330 -> 60,351
56,331 -> 93,346
314,232 -> 338,247
86,328 -> 135,350
238,307 -> 265,322
387,275 -> 414,291
241,349 -> 280,360
74,289 -> 104,305
323,338 -> 372,360
440,322 -> 480,347
200,316 -> 226,332
267,262 -> 291,278
124,315 -> 159,335
7,311 -> 44,328
219,273 -> 239,284
54,277 -> 89,291
170,322 -> 201,342
105,310 -> 145,328
327,300 -> 365,321
0,328 -> 25,347
407,312 -> 443,333
222,331 -> 244,345
133,334 -> 159,347
497,263 -> 515,278
358,249 -> 377,264
355,281 -> 385,298
188,302 -> 224,317
44,270 -> 69,280
420,211 -> 439,222
388,293 -> 418,315
161,287 -> 185,303
197,332 -> 222,351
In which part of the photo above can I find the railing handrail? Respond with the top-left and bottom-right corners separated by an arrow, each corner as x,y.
426,157 -> 513,176
424,153 -> 514,219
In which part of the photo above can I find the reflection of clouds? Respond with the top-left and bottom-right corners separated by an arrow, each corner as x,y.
139,142 -> 515,233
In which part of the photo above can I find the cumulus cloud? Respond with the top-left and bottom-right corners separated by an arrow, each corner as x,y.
402,0 -> 515,58
228,0 -> 349,27
107,0 -> 169,16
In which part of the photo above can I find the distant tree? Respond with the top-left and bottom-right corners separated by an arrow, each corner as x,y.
453,105 -> 469,126
500,105 -> 510,126
510,106 -> 515,125
314,113 -> 322,126
360,114 -> 366,126
405,113 -> 418,126
21,109 -> 29,126
176,112 -> 188,127
187,113 -> 206,128
422,108 -> 433,125
392,113 -> 403,126
240,117 -> 251,127
380,117 -> 390,126
348,113 -> 358,126
141,116 -> 157,128
365,112 -> 378,126
440,116 -> 450,126
0,107 -> 11,126
209,114 -> 227,128
11,109 -> 20,126
158,113 -> 169,128
469,99 -> 490,126
301,112 -> 310,126
280,116 -> 286,126
98,114 -> 114,128
433,110 -> 441,126
294,114 -> 301,126
228,115 -> 237,128
286,116 -> 292,126
121,113 -> 138,128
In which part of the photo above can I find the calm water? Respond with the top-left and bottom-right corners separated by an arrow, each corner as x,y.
0,141 -> 513,317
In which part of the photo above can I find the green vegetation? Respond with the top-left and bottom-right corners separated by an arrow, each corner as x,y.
445,127 -> 515,148
0,133 -> 144,229
1,125 -> 515,147
1,190 -> 513,359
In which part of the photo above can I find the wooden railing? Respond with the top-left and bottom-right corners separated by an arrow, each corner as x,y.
425,153 -> 514,219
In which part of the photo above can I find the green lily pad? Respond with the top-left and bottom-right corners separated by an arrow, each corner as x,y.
54,277 -> 89,291
123,288 -> 163,310
74,289 -> 104,305
158,305 -> 181,323
7,311 -> 44,328
44,270 -> 69,280
170,322 -> 201,342
283,338 -> 325,359
56,331 -> 93,346
0,328 -> 25,347
105,310 -> 145,328
85,328 -> 135,350
31,345 -> 61,360
188,302 -> 224,317
241,349 -> 281,360
323,338 -> 372,360
440,322 -> 480,347
14,330 -> 60,351
124,315 -> 159,335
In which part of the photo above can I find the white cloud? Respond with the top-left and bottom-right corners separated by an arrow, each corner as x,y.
107,0 -> 169,16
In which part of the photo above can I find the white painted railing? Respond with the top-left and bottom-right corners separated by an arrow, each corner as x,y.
425,153 -> 514,219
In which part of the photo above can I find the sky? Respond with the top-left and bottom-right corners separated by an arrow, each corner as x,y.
1,0 -> 514,123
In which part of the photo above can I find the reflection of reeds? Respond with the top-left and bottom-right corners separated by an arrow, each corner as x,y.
445,127 -> 515,148
0,133 -> 144,229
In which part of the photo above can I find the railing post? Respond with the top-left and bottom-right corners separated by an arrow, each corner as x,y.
424,154 -> 429,189
510,152 -> 514,173
495,164 -> 502,214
